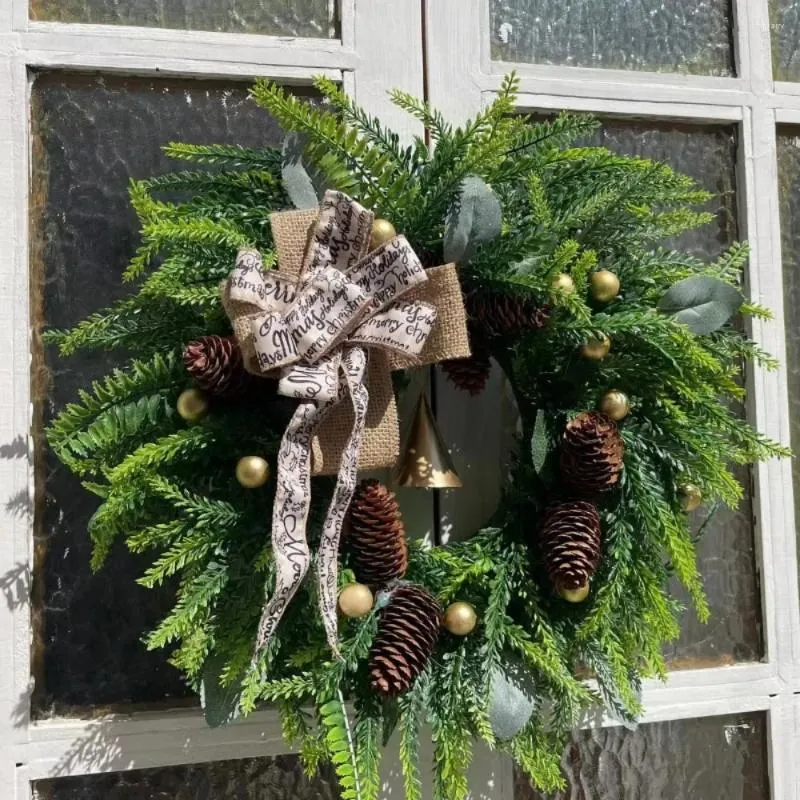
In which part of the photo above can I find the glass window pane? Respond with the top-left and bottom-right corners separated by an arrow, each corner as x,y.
490,0 -> 734,76
770,1 -> 800,81
515,713 -> 769,800
777,127 -> 800,599
30,73 -> 306,714
29,0 -> 336,37
584,121 -> 739,259
33,755 -> 339,799
584,121 -> 760,667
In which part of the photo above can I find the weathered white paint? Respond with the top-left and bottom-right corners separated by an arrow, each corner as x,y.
2,34 -> 351,81
19,25 -> 357,67
514,93 -> 744,122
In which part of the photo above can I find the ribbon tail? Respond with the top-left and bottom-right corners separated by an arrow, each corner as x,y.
253,393 -> 339,656
317,346 -> 370,656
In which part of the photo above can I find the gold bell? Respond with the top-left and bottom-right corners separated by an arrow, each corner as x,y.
396,391 -> 462,489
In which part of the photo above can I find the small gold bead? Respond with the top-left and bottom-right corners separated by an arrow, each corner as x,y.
599,390 -> 630,421
338,583 -> 374,618
176,388 -> 209,423
369,218 -> 397,250
551,273 -> 575,294
442,601 -> 478,636
580,334 -> 611,361
560,584 -> 590,603
236,456 -> 270,489
589,270 -> 621,303
679,484 -> 703,513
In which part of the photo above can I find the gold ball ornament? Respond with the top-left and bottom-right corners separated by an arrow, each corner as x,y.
235,456 -> 270,489
176,388 -> 209,423
551,273 -> 575,294
443,601 -> 478,636
589,270 -> 620,303
560,583 -> 590,603
338,583 -> 374,618
580,334 -> 612,361
679,484 -> 703,513
599,390 -> 630,421
369,218 -> 397,250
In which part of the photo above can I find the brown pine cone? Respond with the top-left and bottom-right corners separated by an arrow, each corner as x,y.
539,500 -> 602,591
469,293 -> 550,339
183,335 -> 251,397
347,480 -> 408,588
369,585 -> 441,697
560,411 -> 624,494
441,326 -> 492,396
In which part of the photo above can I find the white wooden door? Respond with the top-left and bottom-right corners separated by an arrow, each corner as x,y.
0,2 -> 444,798
6,0 -> 800,798
425,0 -> 800,797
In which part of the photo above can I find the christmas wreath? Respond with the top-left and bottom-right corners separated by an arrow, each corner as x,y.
46,74 -> 788,798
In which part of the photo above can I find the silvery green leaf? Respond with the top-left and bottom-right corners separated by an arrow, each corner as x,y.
488,662 -> 537,741
657,275 -> 743,335
281,133 -> 318,210
511,256 -> 542,276
443,175 -> 502,264
531,410 -> 549,474
200,653 -> 241,728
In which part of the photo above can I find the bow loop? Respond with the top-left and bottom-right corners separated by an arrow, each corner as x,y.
235,209 -> 436,393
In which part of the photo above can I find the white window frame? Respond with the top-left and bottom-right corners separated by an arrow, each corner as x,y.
427,0 -> 800,798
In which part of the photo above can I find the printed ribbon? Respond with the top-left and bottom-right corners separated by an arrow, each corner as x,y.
227,191 -> 437,656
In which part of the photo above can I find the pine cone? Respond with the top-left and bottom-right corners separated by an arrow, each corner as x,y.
469,293 -> 550,339
347,480 -> 408,588
540,500 -> 601,590
441,327 -> 492,396
560,411 -> 624,494
369,585 -> 441,696
183,335 -> 251,397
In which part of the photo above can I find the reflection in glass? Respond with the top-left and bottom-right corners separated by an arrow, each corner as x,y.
30,0 -> 336,37
778,127 -> 800,600
33,755 -> 339,799
771,1 -> 800,81
516,713 -> 769,800
490,0 -> 734,76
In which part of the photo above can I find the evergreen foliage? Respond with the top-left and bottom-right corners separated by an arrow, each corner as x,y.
47,73 -> 788,797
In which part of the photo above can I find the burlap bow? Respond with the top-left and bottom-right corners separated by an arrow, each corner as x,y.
222,190 -> 469,655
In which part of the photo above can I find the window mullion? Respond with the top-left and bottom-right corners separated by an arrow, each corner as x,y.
767,695 -> 796,800
733,0 -> 773,93
0,49 -> 33,755
16,25 -> 355,78
742,101 -> 800,684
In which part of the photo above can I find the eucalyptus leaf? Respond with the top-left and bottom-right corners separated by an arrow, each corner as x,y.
200,653 -> 241,728
443,175 -> 502,264
531,410 -> 549,474
281,133 -> 319,210
658,275 -> 742,335
488,662 -> 537,741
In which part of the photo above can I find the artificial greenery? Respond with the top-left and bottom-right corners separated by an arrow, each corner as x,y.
46,73 -> 788,798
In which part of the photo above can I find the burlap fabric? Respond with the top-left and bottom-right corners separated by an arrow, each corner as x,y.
222,207 -> 470,475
